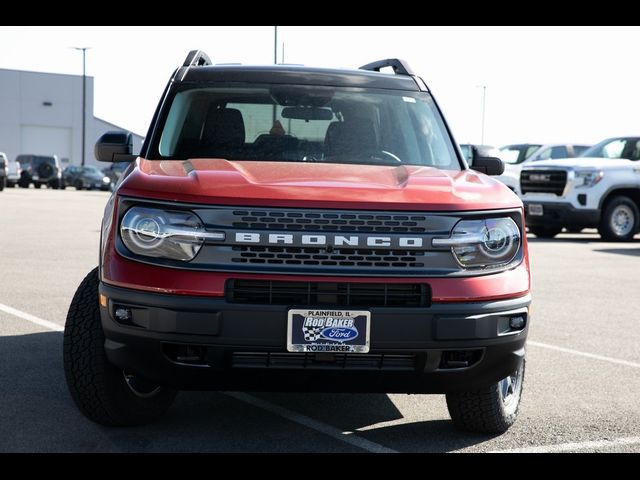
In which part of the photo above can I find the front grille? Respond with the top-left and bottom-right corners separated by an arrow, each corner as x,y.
231,352 -> 418,371
521,170 -> 567,195
231,246 -> 425,268
231,210 -> 428,233
227,279 -> 431,307
116,199 -> 480,275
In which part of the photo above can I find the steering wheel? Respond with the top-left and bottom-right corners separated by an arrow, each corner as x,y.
369,150 -> 402,163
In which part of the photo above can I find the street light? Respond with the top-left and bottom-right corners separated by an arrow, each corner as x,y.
72,47 -> 91,166
476,85 -> 487,145
274,26 -> 278,64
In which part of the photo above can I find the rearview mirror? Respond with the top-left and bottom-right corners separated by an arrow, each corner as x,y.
470,154 -> 505,176
281,107 -> 333,121
95,131 -> 135,162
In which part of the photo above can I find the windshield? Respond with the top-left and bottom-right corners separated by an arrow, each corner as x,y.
153,84 -> 461,169
580,137 -> 640,160
498,145 -> 541,164
459,144 -> 472,162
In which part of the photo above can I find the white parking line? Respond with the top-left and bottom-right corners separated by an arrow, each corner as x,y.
0,302 -> 63,332
528,340 -> 640,369
491,436 -> 640,453
225,392 -> 398,453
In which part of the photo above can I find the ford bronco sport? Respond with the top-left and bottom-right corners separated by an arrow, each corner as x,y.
63,52 -> 531,434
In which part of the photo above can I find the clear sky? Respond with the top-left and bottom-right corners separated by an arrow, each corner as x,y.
2,26 -> 639,148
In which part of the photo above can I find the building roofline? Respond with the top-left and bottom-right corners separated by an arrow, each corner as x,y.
0,67 -> 94,80
94,116 -> 144,139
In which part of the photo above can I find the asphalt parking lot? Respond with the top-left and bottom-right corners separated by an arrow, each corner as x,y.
0,187 -> 638,453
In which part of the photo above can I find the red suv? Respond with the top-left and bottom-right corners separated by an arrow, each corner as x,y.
63,52 -> 531,433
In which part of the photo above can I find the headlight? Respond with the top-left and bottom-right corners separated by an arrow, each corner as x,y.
120,206 -> 224,261
103,176 -> 111,183
432,217 -> 521,269
575,169 -> 603,188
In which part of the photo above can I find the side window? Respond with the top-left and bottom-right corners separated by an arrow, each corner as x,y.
549,146 -> 568,158
602,139 -> 625,158
630,140 -> 640,161
533,148 -> 551,161
573,146 -> 590,156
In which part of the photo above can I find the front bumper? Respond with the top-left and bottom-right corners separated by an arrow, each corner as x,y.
99,282 -> 530,394
524,202 -> 600,228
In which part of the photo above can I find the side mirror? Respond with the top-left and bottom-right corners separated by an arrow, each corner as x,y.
470,152 -> 505,176
95,131 -> 135,162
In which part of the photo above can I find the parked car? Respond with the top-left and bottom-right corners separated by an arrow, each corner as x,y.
102,161 -> 131,189
63,52 -> 530,434
16,154 -> 64,189
6,156 -> 21,188
63,165 -> 111,190
0,152 -> 6,191
520,136 -> 640,240
497,144 -> 591,192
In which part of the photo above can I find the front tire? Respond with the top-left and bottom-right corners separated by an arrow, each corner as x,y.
446,359 -> 525,434
529,226 -> 562,238
63,267 -> 177,426
0,177 -> 5,191
598,196 -> 639,242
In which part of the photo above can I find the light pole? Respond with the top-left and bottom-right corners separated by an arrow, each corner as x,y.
272,27 -> 278,124
73,47 -> 90,166
274,26 -> 278,64
476,85 -> 487,145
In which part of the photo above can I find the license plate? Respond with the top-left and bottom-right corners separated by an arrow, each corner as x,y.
287,309 -> 370,353
528,204 -> 543,216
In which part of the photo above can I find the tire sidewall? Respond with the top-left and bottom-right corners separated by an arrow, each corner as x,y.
63,267 -> 176,426
601,196 -> 639,241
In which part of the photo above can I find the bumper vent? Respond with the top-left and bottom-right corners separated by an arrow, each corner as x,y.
231,352 -> 418,371
226,279 -> 431,307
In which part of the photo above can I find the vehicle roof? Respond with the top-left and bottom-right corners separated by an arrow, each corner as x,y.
177,64 -> 421,91
500,143 -> 542,148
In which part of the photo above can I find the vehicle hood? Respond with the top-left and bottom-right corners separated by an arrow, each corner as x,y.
118,158 -> 521,211
522,157 -> 633,169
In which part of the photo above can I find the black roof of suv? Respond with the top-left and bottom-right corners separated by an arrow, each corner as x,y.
173,52 -> 426,91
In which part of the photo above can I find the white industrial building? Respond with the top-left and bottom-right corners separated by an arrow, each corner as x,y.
0,68 -> 144,167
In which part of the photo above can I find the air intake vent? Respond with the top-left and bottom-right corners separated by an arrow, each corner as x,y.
226,280 -> 431,307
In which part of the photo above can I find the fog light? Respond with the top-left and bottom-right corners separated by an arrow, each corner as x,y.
509,316 -> 526,329
114,307 -> 132,322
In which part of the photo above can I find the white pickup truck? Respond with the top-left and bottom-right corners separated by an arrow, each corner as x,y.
520,136 -> 640,241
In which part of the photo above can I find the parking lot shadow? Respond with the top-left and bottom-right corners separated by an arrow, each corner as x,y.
526,235 -> 597,244
0,331 -> 488,452
594,247 -> 640,257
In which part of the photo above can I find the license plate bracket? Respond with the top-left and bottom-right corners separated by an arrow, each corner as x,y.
287,309 -> 370,353
528,204 -> 544,216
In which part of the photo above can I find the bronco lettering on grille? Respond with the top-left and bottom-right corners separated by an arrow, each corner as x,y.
234,232 -> 424,249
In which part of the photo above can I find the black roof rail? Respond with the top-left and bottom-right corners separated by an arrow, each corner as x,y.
183,50 -> 212,67
359,58 -> 414,76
